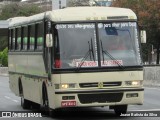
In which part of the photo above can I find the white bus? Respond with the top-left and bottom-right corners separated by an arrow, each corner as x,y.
8,7 -> 146,116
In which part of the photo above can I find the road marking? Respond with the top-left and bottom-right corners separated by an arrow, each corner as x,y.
12,100 -> 19,103
145,87 -> 160,91
4,96 -> 11,99
129,109 -> 160,111
4,96 -> 19,103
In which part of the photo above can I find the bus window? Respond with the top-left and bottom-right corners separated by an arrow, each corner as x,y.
15,28 -> 21,50
23,27 -> 28,50
12,29 -> 16,50
36,23 -> 44,50
9,29 -> 12,50
29,25 -> 35,50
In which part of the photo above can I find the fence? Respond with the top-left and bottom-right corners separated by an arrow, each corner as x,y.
143,65 -> 160,87
0,67 -> 8,76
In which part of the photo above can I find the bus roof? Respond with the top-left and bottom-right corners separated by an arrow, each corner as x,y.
9,7 -> 137,27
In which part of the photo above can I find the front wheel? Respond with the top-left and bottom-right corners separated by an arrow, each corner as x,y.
43,85 -> 56,117
114,105 -> 128,116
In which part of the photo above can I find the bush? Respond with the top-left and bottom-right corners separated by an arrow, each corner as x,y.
0,52 -> 3,65
0,48 -> 8,67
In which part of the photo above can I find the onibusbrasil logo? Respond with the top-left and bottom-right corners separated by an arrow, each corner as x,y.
1,112 -> 42,118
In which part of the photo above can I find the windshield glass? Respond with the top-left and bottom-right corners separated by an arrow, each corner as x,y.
98,22 -> 142,67
53,22 -> 142,70
53,23 -> 98,69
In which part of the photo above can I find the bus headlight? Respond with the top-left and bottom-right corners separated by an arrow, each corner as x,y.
55,84 -> 76,89
125,81 -> 143,86
61,84 -> 76,89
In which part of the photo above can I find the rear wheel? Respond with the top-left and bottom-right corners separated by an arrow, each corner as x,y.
31,102 -> 40,110
19,79 -> 32,109
114,105 -> 127,116
21,97 -> 32,109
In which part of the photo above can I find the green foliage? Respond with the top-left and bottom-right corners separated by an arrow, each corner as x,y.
112,0 -> 160,63
0,3 -> 42,20
0,48 -> 8,67
68,0 -> 90,7
0,36 -> 8,51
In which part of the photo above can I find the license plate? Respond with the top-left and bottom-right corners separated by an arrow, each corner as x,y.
61,101 -> 76,107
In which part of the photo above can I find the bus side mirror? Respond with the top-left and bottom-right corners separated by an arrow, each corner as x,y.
140,30 -> 146,43
46,34 -> 53,47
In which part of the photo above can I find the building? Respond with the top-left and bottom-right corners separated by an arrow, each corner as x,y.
52,0 -> 67,10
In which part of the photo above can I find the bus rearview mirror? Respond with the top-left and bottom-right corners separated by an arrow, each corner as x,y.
140,30 -> 146,43
46,34 -> 53,47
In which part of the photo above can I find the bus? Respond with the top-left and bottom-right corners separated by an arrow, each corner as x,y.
8,7 -> 146,116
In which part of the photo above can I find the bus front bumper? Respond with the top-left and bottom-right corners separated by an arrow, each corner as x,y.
53,88 -> 144,109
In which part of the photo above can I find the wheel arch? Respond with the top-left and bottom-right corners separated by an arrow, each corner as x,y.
18,77 -> 23,96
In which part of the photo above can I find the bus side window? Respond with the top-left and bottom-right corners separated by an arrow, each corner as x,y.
29,25 -> 35,50
12,29 -> 16,50
23,27 -> 28,50
9,29 -> 12,50
15,28 -> 21,50
36,23 -> 44,50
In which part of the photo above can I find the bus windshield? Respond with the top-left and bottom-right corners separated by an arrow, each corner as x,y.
98,22 -> 141,67
53,22 -> 142,69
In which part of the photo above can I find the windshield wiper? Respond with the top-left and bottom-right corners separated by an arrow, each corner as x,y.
100,40 -> 124,69
76,38 -> 95,70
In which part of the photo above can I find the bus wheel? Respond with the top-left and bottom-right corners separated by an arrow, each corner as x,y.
42,85 -> 55,117
19,79 -> 23,97
21,97 -> 31,109
19,80 -> 31,109
31,102 -> 40,110
114,105 -> 127,116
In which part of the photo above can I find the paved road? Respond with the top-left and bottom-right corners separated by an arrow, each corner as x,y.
0,76 -> 160,120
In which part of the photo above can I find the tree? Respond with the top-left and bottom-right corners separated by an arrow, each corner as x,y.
68,0 -> 90,7
0,36 -> 7,51
0,47 -> 8,66
112,0 -> 160,64
0,0 -> 21,1
1,47 -> 8,66
0,3 -> 43,54
0,3 -> 42,20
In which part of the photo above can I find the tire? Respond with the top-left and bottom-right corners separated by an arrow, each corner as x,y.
19,79 -> 23,97
31,102 -> 40,110
114,105 -> 128,116
19,80 -> 31,109
42,85 -> 55,117
21,97 -> 31,109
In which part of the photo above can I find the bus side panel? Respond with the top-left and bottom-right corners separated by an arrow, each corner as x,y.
47,74 -> 61,109
8,54 -> 21,96
20,54 -> 46,104
9,53 -> 47,105
27,54 -> 47,104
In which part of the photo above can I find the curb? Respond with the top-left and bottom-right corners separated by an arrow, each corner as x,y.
0,74 -> 9,77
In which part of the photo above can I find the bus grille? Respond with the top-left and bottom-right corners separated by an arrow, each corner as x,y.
79,82 -> 121,88
78,93 -> 123,104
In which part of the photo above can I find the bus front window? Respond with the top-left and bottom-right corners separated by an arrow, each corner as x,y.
53,22 -> 142,70
98,22 -> 142,67
53,23 -> 98,69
